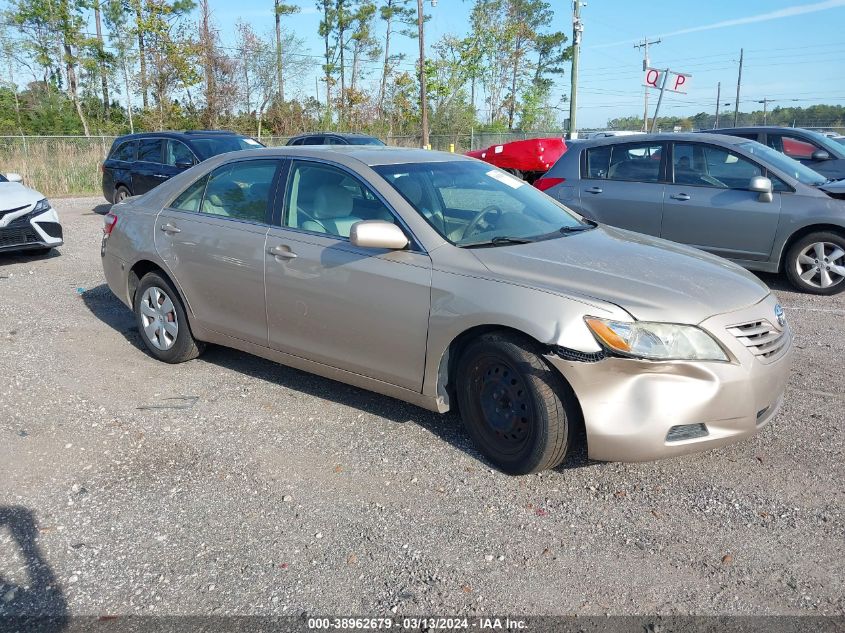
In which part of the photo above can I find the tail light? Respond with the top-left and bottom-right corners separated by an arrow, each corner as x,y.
533,177 -> 565,191
103,212 -> 118,236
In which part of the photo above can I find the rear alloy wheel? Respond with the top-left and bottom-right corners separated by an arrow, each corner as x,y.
785,232 -> 845,295
456,332 -> 573,475
134,272 -> 204,363
114,185 -> 131,204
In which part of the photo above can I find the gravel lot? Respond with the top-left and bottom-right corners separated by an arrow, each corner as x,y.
1,197 -> 843,620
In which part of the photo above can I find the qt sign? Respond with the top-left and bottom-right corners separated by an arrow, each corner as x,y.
643,67 -> 691,94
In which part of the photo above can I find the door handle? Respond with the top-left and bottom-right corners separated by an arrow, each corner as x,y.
269,245 -> 297,260
153,174 -> 168,179
670,193 -> 691,201
160,222 -> 181,234
585,186 -> 603,194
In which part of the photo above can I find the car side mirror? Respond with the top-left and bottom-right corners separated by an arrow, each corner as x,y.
349,220 -> 409,250
5,172 -> 23,183
175,160 -> 194,170
811,149 -> 830,161
749,176 -> 773,202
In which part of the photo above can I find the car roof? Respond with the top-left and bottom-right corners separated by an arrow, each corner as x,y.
199,146 -> 475,168
289,132 -> 379,139
710,126 -> 818,134
113,130 -> 250,142
571,132 -> 750,148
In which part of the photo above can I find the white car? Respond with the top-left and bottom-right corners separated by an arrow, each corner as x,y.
0,172 -> 63,254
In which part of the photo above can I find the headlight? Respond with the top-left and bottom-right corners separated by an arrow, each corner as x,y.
585,317 -> 729,362
32,198 -> 51,214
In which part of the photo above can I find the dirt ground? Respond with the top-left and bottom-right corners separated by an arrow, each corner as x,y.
0,197 -> 842,620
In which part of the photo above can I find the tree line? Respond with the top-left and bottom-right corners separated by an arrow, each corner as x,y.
0,0 -> 571,137
609,104 -> 845,133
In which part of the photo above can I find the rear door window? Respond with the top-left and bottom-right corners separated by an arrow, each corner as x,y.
199,160 -> 279,223
171,175 -> 209,212
585,145 -> 611,179
137,139 -> 163,164
606,142 -> 663,183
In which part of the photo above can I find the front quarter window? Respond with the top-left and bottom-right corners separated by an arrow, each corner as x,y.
374,161 -> 589,247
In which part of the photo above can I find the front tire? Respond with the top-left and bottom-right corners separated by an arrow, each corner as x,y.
133,272 -> 204,363
456,332 -> 573,475
785,231 -> 845,295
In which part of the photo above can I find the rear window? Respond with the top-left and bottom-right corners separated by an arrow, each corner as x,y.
189,136 -> 264,159
346,136 -> 385,146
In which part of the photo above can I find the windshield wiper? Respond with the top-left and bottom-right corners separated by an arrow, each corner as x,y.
460,235 -> 535,248
559,222 -> 595,234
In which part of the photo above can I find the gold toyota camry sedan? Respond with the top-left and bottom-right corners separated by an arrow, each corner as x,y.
101,147 -> 793,474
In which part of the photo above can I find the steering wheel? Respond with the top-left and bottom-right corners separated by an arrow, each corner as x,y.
462,205 -> 503,239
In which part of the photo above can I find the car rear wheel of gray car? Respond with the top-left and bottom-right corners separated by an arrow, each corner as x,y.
134,272 -> 204,363
114,185 -> 131,204
785,231 -> 845,295
456,332 -> 572,475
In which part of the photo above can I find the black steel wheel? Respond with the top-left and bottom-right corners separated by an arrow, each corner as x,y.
456,332 -> 573,474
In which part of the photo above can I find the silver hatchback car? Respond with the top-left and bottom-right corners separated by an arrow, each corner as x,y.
536,133 -> 845,294
101,147 -> 792,474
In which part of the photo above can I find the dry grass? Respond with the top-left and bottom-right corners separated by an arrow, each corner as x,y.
0,131 -> 555,198
0,137 -> 114,197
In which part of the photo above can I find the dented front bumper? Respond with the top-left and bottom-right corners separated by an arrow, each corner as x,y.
546,295 -> 793,462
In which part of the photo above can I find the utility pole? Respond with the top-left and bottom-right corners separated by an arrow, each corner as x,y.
568,0 -> 583,139
757,97 -> 769,124
417,0 -> 429,148
733,47 -> 743,126
634,37 -> 660,132
714,82 -> 721,128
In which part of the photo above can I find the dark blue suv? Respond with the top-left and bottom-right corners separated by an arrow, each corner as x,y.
101,130 -> 264,203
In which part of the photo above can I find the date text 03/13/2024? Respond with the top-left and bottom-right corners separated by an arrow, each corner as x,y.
306,617 -> 528,629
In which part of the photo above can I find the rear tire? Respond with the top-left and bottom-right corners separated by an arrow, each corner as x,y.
456,332 -> 573,475
114,185 -> 131,204
784,231 -> 845,295
133,272 -> 204,363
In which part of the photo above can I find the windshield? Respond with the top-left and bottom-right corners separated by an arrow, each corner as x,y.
738,141 -> 827,186
833,136 -> 845,147
346,136 -> 385,145
189,136 -> 264,160
373,161 -> 589,246
0,173 -> 7,183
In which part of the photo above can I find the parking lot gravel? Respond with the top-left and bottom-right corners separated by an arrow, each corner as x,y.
1,197 -> 843,619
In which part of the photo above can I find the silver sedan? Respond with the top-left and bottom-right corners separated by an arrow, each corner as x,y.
101,147 -> 792,474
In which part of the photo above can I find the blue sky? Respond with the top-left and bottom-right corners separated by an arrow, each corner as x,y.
211,0 -> 845,127
1,0 -> 840,127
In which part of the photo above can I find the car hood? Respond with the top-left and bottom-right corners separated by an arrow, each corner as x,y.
0,182 -> 42,210
819,179 -> 845,194
470,225 -> 770,324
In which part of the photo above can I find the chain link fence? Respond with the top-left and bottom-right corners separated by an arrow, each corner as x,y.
3,126 -> 842,197
0,132 -> 568,197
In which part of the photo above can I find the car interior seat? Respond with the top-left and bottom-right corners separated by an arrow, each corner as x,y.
300,183 -> 362,238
